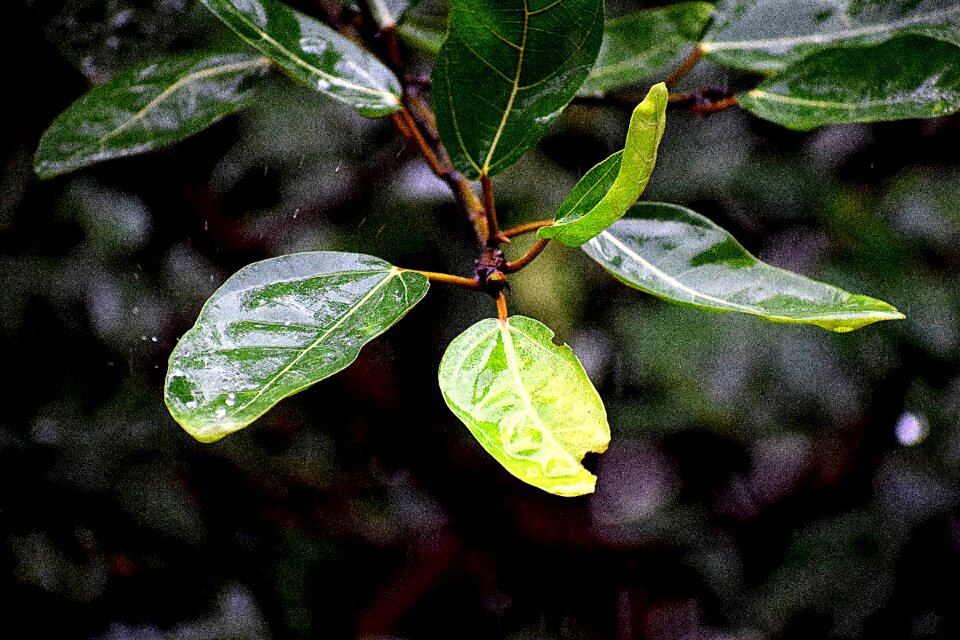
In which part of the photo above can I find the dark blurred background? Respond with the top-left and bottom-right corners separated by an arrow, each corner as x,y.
5,0 -> 960,638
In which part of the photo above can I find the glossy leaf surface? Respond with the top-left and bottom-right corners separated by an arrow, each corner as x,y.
201,0 -> 402,117
397,18 -> 445,55
738,36 -> 960,130
433,0 -> 604,178
584,203 -> 904,332
580,3 -> 713,96
439,316 -> 609,497
35,52 -> 270,178
540,83 -> 668,246
166,252 -> 428,442
702,0 -> 960,72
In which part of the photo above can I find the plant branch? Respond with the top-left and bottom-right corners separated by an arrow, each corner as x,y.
664,45 -> 703,88
690,95 -> 739,115
503,220 -> 553,238
505,238 -> 550,273
481,174 -> 507,246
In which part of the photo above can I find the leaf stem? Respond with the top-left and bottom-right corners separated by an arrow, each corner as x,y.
481,174 -> 508,246
496,293 -> 509,322
393,107 -> 445,175
664,44 -> 703,88
401,269 -> 481,290
503,220 -> 553,238
505,238 -> 550,273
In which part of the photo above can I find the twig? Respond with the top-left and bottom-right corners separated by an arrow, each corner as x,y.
505,238 -> 550,273
690,95 -> 739,115
481,174 -> 508,246
664,45 -> 703,88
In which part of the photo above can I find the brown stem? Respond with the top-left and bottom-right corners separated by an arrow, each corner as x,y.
393,107 -> 445,175
481,174 -> 508,246
401,269 -> 481,290
664,45 -> 703,88
505,238 -> 550,273
382,25 -> 404,70
390,105 -> 488,243
503,220 -> 553,238
496,293 -> 509,322
690,95 -> 739,115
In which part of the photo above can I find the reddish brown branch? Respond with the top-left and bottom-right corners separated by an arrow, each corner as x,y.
664,44 -> 704,88
505,238 -> 550,273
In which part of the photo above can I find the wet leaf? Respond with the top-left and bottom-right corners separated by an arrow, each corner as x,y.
438,316 -> 610,496
433,0 -> 605,178
580,3 -> 713,96
737,36 -> 960,130
201,0 -> 402,117
701,0 -> 960,72
165,252 -> 429,442
540,83 -> 667,246
34,52 -> 271,179
583,203 -> 905,332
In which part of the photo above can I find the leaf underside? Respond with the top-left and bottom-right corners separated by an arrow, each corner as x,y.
540,83 -> 668,246
583,203 -> 905,333
702,0 -> 960,72
433,0 -> 605,178
439,316 -> 610,497
166,252 -> 429,442
201,0 -> 402,117
35,51 -> 270,178
738,36 -> 960,130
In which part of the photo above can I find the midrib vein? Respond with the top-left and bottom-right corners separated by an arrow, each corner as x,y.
231,270 -> 398,415
76,57 -> 270,159
482,1 -> 530,173
499,323 -> 579,467
594,231 -> 889,320
703,5 -> 960,52
227,5 -> 398,101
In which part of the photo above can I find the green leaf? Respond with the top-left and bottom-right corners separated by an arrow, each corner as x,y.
201,0 -> 402,117
438,316 -> 610,496
701,0 -> 960,72
579,3 -> 714,96
539,83 -> 668,246
737,36 -> 960,130
165,252 -> 429,442
433,0 -> 605,178
583,203 -> 905,333
34,52 -> 270,179
397,18 -> 446,55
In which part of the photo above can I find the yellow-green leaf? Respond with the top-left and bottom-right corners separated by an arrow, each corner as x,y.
539,83 -> 668,246
438,316 -> 610,497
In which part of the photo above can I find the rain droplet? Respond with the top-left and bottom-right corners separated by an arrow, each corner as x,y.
226,393 -> 236,407
215,407 -> 227,419
132,306 -> 140,315
185,401 -> 198,409
140,335 -> 148,341
151,336 -> 158,342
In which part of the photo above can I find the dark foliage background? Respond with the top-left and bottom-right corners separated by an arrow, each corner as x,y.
6,1 -> 960,638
